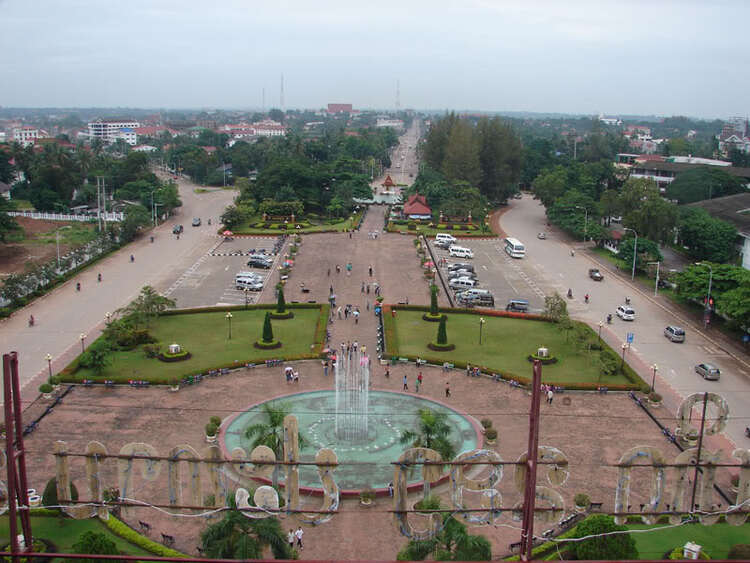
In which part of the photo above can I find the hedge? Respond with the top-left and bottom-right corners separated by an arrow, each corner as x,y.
102,514 -> 188,558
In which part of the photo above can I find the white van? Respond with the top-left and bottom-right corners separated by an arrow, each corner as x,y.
449,245 -> 474,259
435,233 -> 457,245
449,277 -> 476,290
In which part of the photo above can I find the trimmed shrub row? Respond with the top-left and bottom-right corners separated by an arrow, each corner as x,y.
102,514 -> 188,558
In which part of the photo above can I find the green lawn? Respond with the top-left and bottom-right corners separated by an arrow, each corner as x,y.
0,515 -> 152,558
69,307 -> 324,383
232,212 -> 362,234
628,521 -> 750,559
33,222 -> 99,246
387,310 -> 640,387
387,223 -> 494,238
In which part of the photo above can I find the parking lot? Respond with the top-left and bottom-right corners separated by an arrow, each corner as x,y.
165,236 -> 286,308
428,238 -> 548,313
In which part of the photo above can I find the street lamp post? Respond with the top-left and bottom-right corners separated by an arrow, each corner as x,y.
650,364 -> 658,394
226,312 -> 233,340
623,227 -> 638,281
46,354 -> 53,379
575,205 -> 588,242
695,262 -> 713,328
80,333 -> 86,354
620,343 -> 628,372
647,261 -> 661,297
244,289 -> 250,309
479,317 -> 486,345
598,321 -> 604,345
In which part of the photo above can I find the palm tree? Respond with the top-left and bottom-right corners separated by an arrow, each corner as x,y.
399,408 -> 456,462
201,495 -> 291,559
244,402 -> 307,488
116,285 -> 176,328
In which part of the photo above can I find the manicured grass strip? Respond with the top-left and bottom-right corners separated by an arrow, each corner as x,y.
628,521 -> 750,560
66,306 -> 323,384
232,211 -> 362,234
0,514 -> 153,558
103,515 -> 188,557
386,308 -> 642,388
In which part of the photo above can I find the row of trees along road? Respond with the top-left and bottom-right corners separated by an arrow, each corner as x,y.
415,113 -> 522,212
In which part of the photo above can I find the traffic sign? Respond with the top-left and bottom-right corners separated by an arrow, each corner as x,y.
626,332 -> 634,344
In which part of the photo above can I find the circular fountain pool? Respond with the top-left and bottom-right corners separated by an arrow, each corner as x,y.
222,390 -> 480,491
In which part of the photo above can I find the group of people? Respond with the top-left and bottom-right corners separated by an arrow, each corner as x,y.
542,383 -> 555,404
466,364 -> 482,378
287,527 -> 304,550
284,366 -> 300,383
336,304 -> 361,323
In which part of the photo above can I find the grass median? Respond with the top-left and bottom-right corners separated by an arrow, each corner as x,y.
386,308 -> 642,388
67,306 -> 325,384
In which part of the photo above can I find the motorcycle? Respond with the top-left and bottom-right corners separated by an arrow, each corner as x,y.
76,282 -> 81,292
567,288 -> 573,299
606,314 -> 612,324
28,315 -> 34,327
625,297 -> 631,305
130,255 -> 135,263
584,293 -> 589,304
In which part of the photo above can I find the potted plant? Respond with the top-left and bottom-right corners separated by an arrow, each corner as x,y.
49,375 -> 61,392
684,429 -> 700,447
359,488 -> 376,507
485,427 -> 498,445
730,474 -> 740,494
574,493 -> 591,512
205,422 -> 218,443
210,415 -> 221,428
39,383 -> 53,399
648,392 -> 663,407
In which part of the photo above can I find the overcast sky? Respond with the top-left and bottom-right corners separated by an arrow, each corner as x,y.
1,0 -> 747,118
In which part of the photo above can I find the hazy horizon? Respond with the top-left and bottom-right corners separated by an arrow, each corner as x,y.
1,0 -> 748,120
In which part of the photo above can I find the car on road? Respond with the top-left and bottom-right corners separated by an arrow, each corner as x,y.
664,325 -> 686,343
588,268 -> 604,281
695,363 -> 720,381
192,217 -> 201,227
506,299 -> 529,312
172,224 -> 184,234
616,305 -> 635,321
246,256 -> 273,269
537,232 -> 546,239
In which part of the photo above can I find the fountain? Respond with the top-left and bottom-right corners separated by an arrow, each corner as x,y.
335,348 -> 369,441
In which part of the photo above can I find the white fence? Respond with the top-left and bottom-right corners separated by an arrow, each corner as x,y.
8,211 -> 124,222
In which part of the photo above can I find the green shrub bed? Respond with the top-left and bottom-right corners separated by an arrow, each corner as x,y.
527,354 -> 558,365
102,515 -> 188,558
158,350 -> 192,362
422,313 -> 445,322
428,342 -> 455,351
254,339 -> 282,349
269,311 -> 294,320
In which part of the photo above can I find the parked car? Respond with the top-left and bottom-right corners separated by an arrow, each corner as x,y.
448,269 -> 477,280
246,256 -> 273,269
449,246 -> 474,259
695,363 -> 720,381
664,325 -> 686,343
506,299 -> 529,312
588,268 -> 604,281
616,305 -> 635,321
447,262 -> 474,272
192,217 -> 201,227
172,224 -> 184,234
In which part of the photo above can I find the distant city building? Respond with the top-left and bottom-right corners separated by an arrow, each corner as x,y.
0,132 -> 5,143
630,160 -> 749,191
718,118 -> 750,156
132,144 -> 158,152
86,118 -> 140,145
218,119 -> 286,139
598,114 -> 622,126
376,118 -> 404,129
12,127 -> 47,147
328,103 -> 353,114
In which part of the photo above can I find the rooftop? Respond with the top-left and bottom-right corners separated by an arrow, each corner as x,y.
689,192 -> 750,237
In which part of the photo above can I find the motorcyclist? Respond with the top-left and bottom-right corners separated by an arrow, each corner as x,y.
570,249 -> 575,257
584,293 -> 589,304
28,315 -> 34,327
130,255 -> 135,263
625,296 -> 631,305
76,282 -> 81,292
97,273 -> 102,282
607,313 -> 612,324
567,288 -> 573,298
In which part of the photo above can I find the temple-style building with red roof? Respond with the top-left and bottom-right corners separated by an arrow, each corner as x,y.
403,193 -> 432,219
382,175 -> 395,188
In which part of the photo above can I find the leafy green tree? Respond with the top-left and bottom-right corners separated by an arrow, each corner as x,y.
201,494 -> 291,559
118,204 -> 151,242
441,120 -> 481,185
599,189 -> 621,225
80,341 -> 112,376
0,197 -> 21,243
532,165 -> 568,208
719,282 -> 750,329
0,150 -> 13,183
673,263 -> 746,302
436,315 -> 448,344
544,292 -> 568,323
666,166 -> 746,204
117,285 -> 176,328
221,205 -> 248,229
276,286 -> 286,313
547,191 -> 606,242
568,514 -> 637,560
399,408 -> 456,464
617,237 -> 663,274
423,113 -> 460,171
397,507 -> 491,561
678,207 -> 737,262
268,108 -> 285,123
618,178 -> 678,243
262,312 -> 274,342
476,117 -> 522,203
71,531 -> 121,563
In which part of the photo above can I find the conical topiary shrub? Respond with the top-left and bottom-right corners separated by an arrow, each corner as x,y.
428,314 -> 454,351
423,285 -> 443,322
270,285 -> 294,319
254,311 -> 281,349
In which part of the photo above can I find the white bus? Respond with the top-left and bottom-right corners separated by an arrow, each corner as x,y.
504,237 -> 525,258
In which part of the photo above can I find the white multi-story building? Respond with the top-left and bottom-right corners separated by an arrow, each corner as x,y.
87,118 -> 140,145
13,127 -> 45,147
376,118 -> 404,129
252,119 -> 285,137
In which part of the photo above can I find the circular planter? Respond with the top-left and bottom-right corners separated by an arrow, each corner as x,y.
648,399 -> 662,408
206,434 -> 217,444
527,354 -> 558,365
169,385 -> 180,392
485,437 -> 497,446
42,393 -> 52,400
422,313 -> 444,322
254,340 -> 282,350
359,498 -> 374,508
574,503 -> 588,513
269,311 -> 295,320
158,351 -> 192,363
428,342 -> 455,351
28,495 -> 42,507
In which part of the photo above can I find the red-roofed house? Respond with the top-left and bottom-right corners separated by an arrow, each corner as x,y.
403,193 -> 432,219
202,146 -> 217,154
382,175 -> 395,188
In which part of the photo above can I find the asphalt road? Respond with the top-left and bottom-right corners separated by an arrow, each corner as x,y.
0,177 -> 236,402
500,194 -> 750,446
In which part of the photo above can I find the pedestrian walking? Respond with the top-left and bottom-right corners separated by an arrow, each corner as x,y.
466,364 -> 471,377
337,306 -> 342,319
349,232 -> 352,239
366,300 -> 370,311
445,381 -> 451,398
417,372 -> 423,388
323,360 -> 329,377
288,529 -> 295,550
403,375 -> 408,390
547,389 -> 554,404
327,268 -> 331,276
361,281 -> 365,293
415,378 -> 420,393
366,283 -> 370,294
353,340 -> 358,352
369,265 -> 373,277
336,264 -> 341,274
385,367 -> 390,378
295,526 -> 304,549
354,309 -> 360,324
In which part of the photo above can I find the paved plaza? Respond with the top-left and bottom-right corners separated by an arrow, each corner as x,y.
16,206 -> 738,559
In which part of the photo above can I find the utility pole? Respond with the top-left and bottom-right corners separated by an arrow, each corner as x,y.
520,360 -> 543,561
